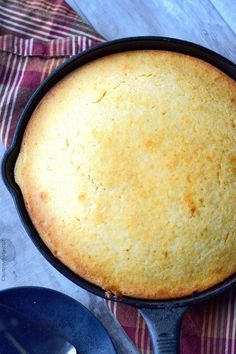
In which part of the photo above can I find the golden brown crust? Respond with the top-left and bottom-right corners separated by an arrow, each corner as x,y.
15,50 -> 236,299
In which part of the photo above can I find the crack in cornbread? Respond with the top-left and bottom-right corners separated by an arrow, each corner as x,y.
15,50 -> 236,299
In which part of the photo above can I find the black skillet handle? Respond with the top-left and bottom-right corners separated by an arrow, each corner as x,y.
139,305 -> 187,354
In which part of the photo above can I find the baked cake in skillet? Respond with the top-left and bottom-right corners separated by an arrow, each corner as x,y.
15,51 -> 236,299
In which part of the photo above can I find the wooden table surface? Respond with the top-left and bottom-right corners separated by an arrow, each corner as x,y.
0,1 -> 235,353
68,0 -> 236,62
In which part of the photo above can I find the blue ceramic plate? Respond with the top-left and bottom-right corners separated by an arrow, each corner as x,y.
0,286 -> 117,354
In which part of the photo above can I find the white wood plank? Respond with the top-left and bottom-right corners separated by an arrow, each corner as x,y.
210,0 -> 236,33
69,0 -> 236,62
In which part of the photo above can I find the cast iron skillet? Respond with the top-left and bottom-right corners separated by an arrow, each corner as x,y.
2,37 -> 236,354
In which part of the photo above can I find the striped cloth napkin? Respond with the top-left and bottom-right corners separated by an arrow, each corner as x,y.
0,1 -> 235,353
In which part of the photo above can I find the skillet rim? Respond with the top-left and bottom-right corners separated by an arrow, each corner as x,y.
2,36 -> 236,309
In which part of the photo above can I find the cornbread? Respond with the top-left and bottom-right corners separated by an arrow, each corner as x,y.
15,50 -> 236,299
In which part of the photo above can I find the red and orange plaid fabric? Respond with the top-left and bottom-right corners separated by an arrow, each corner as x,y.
0,1 -> 235,353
